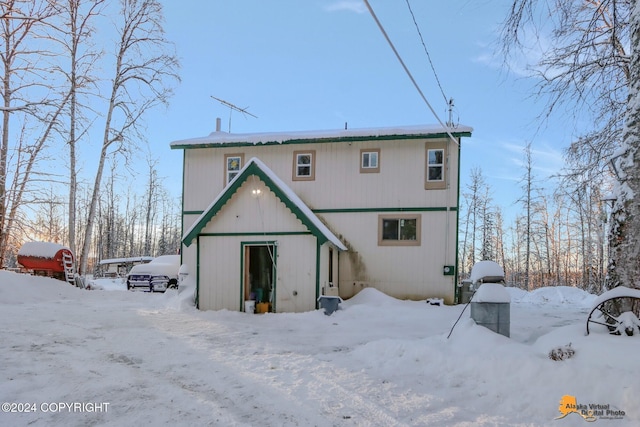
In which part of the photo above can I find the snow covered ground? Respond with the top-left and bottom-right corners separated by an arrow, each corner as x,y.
0,270 -> 638,426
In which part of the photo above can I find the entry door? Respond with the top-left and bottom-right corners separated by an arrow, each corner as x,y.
243,244 -> 276,309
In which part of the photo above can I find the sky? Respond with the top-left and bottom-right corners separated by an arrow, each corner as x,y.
146,0 -> 570,218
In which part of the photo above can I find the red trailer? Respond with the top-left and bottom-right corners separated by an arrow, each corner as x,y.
17,242 -> 75,285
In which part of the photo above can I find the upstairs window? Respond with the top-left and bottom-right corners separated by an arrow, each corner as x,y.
360,149 -> 380,173
293,151 -> 315,181
225,154 -> 243,184
425,141 -> 447,190
427,149 -> 444,181
378,215 -> 421,246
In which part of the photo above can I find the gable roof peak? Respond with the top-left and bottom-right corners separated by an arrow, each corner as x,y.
182,157 -> 346,251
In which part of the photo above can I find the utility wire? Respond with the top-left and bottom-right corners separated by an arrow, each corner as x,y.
405,0 -> 448,104
362,0 -> 458,145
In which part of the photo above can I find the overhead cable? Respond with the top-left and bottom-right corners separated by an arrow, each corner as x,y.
405,0 -> 448,104
362,0 -> 458,144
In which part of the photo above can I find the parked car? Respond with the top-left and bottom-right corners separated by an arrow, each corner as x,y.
126,255 -> 180,292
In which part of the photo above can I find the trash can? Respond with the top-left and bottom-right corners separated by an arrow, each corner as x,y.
317,295 -> 342,316
459,279 -> 473,304
470,283 -> 510,337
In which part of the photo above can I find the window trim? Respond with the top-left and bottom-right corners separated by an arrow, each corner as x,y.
425,141 -> 447,190
224,153 -> 244,185
292,150 -> 316,181
378,214 -> 421,246
360,148 -> 380,174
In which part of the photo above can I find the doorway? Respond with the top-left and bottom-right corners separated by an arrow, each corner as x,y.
243,243 -> 276,312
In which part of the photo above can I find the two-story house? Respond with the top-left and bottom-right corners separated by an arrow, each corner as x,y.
170,123 -> 472,313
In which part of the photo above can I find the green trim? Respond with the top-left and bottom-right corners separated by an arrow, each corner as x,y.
195,236 -> 200,309
171,131 -> 472,150
180,153 -> 186,266
184,210 -> 204,216
183,206 -> 457,216
199,231 -> 311,237
182,161 -> 333,247
454,138 -> 462,304
239,243 -> 244,311
312,206 -> 456,214
315,239 -> 321,309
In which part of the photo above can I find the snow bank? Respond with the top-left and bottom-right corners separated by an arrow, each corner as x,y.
3,271 -> 639,425
0,270 -> 79,304
341,287 -> 407,308
511,286 -> 596,308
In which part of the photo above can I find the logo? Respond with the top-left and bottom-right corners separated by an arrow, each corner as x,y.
555,395 -> 626,422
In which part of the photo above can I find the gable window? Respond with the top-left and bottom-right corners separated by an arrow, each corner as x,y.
425,141 -> 447,190
360,149 -> 380,173
225,154 -> 244,184
293,150 -> 315,181
378,215 -> 421,246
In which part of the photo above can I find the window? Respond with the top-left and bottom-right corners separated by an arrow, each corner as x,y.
360,149 -> 380,173
425,141 -> 447,190
427,149 -> 444,181
378,215 -> 421,246
292,150 -> 315,181
225,154 -> 244,184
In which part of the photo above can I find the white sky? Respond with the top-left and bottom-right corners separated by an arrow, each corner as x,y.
147,0 -> 571,218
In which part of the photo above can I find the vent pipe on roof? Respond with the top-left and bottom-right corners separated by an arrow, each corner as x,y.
216,117 -> 222,132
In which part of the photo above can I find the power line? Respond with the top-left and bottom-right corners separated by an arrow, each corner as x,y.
362,0 -> 458,144
405,0 -> 448,104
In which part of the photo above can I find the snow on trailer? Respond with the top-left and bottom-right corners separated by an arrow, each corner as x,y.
17,242 -> 75,285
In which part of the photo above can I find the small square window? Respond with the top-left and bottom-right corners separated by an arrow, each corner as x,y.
293,151 -> 315,181
224,154 -> 244,184
360,149 -> 380,173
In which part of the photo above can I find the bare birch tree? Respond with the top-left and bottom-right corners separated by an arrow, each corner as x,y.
78,0 -> 178,274
47,0 -> 105,256
0,0 -> 65,266
500,0 -> 640,290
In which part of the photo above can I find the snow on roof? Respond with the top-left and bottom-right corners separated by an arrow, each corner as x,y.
474,283 -> 511,303
182,157 -> 347,250
170,124 -> 473,148
17,241 -> 70,258
469,261 -> 505,284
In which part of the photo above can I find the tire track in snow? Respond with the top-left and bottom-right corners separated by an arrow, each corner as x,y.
144,309 -> 423,426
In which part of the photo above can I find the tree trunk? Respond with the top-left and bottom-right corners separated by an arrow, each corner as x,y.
608,0 -> 640,289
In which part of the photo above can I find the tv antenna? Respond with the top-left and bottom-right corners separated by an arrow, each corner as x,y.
211,95 -> 257,132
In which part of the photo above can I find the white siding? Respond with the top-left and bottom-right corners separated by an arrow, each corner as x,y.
204,179 -> 308,234
324,211 -> 457,303
271,235 -> 317,313
193,181 -> 320,312
181,133 -> 461,307
184,150 -> 219,212
198,236 -> 241,311
182,137 -> 458,213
